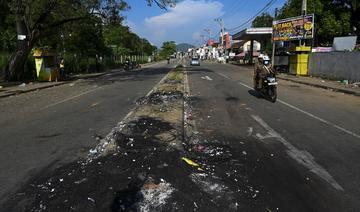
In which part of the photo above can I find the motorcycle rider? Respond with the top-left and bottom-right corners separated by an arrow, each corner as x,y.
124,58 -> 132,70
254,54 -> 275,90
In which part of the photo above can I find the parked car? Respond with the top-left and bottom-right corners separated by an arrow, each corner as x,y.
190,57 -> 200,66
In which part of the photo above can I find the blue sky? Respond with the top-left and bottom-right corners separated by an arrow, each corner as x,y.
123,0 -> 286,47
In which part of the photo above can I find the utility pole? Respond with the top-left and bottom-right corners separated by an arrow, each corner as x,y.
271,8 -> 278,68
300,0 -> 307,46
302,0 -> 307,15
204,29 -> 212,43
200,34 -> 205,46
214,18 -> 225,53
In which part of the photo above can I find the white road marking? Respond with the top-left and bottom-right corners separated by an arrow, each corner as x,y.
218,72 -> 231,80
201,76 -> 213,81
251,114 -> 344,191
41,87 -> 101,110
215,72 -> 360,139
278,99 -> 360,139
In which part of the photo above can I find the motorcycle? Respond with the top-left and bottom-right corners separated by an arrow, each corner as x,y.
254,65 -> 278,103
124,60 -> 133,71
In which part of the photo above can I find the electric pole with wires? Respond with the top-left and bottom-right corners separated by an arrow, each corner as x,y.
214,18 -> 225,54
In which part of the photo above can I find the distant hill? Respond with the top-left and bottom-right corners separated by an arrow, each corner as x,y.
176,43 -> 195,52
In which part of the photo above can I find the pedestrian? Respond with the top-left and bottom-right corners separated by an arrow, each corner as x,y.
59,58 -> 65,80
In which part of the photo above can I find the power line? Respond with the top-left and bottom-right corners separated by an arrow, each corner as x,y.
226,0 -> 277,32
220,1 -> 248,19
223,1 -> 250,19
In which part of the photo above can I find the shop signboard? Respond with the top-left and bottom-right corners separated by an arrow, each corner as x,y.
273,14 -> 314,41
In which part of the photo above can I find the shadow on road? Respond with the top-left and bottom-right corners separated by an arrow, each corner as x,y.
81,67 -> 172,86
248,89 -> 260,99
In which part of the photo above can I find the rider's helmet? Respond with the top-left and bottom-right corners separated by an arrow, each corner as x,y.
262,55 -> 270,65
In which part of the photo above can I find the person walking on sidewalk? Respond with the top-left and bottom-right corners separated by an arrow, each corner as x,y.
59,58 -> 65,80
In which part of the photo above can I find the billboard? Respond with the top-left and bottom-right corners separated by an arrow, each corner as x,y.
273,14 -> 314,41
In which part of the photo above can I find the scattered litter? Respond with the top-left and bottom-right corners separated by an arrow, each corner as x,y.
50,188 -> 55,192
89,149 -> 98,154
321,80 -> 325,83
157,162 -> 169,168
136,91 -> 183,105
69,83 -> 75,87
39,203 -> 46,210
74,178 -> 87,184
242,151 -> 247,155
59,178 -> 64,182
87,197 -> 95,203
194,202 -> 198,208
18,83 -> 26,87
193,144 -> 205,152
182,157 -> 203,171
139,177 -> 174,212
270,154 -> 274,157
342,80 -> 349,85
352,82 -> 360,87
247,127 -> 253,136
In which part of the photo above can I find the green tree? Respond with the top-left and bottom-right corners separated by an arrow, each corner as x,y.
159,41 -> 176,58
2,0 -> 177,81
252,12 -> 274,27
277,0 -> 357,45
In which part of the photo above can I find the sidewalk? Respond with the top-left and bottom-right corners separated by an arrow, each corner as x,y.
277,73 -> 360,96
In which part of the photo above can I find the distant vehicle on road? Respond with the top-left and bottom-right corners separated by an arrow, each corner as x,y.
190,57 -> 200,66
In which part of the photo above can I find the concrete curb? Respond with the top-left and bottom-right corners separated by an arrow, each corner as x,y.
277,76 -> 360,97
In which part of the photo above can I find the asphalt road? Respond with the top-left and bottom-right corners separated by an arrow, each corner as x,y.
1,60 -> 360,211
185,60 -> 360,211
0,61 -> 173,203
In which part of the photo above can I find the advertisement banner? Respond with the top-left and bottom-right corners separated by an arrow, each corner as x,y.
273,14 -> 314,41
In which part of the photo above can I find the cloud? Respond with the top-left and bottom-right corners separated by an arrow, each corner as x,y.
141,0 -> 224,46
145,0 -> 224,28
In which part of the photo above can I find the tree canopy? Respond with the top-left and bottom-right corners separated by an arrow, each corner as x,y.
0,0 -> 175,80
252,12 -> 274,28
159,41 -> 176,58
277,0 -> 359,45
